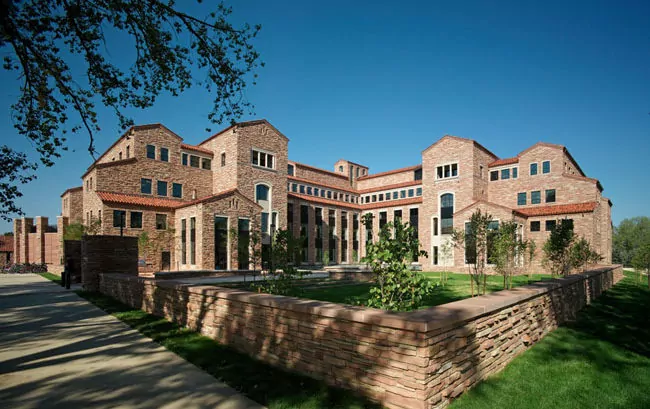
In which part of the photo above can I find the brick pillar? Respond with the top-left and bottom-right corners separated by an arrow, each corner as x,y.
57,216 -> 69,266
21,218 -> 33,263
35,216 -> 47,264
13,219 -> 22,264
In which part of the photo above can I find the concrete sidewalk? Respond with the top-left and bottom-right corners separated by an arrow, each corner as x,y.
0,274 -> 265,409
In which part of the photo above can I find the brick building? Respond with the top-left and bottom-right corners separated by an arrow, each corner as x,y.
39,119 -> 610,272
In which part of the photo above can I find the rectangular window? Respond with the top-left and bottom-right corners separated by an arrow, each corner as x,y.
414,168 -> 423,180
146,145 -> 155,159
156,214 -> 167,230
160,147 -> 169,162
512,167 -> 518,178
408,189 -> 414,198
113,210 -> 126,228
542,160 -> 551,174
378,193 -> 384,201
394,210 -> 402,222
517,192 -> 526,206
287,164 -> 294,176
190,217 -> 196,264
221,153 -> 226,167
410,208 -> 419,261
261,212 -> 269,234
437,163 -> 459,180
545,189 -> 556,203
400,190 -> 406,199
546,220 -> 556,231
433,217 -> 438,236
181,219 -> 187,264
327,191 -> 332,199
251,149 -> 275,170
307,187 -> 313,195
130,211 -> 142,228
202,158 -> 211,170
157,181 -> 168,196
182,153 -> 188,166
172,183 -> 182,198
291,184 -> 297,193
118,152 -> 122,160
379,211 -> 387,229
501,168 -> 510,180
314,188 -> 319,196
328,210 -> 336,263
416,187 -> 422,196
372,195 -> 377,202
189,155 -> 200,168
530,163 -> 538,176
392,191 -> 398,200
299,185 -> 305,194
531,190 -> 541,204
490,170 -> 499,181
141,178 -> 152,194
433,246 -> 439,265
531,221 -> 541,232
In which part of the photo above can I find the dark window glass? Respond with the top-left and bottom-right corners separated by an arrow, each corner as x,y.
517,192 -> 526,206
408,189 -> 414,198
255,185 -> 269,201
545,189 -> 556,203
202,158 -> 211,170
414,168 -> 423,180
513,167 -> 518,178
172,183 -> 182,198
221,153 -> 226,167
292,184 -> 297,192
394,210 -> 402,222
416,187 -> 422,196
141,178 -> 152,194
400,190 -> 406,198
307,187 -> 312,195
546,220 -> 556,231
156,214 -> 167,230
157,181 -> 168,196
190,217 -> 196,264
531,221 -> 541,232
392,191 -> 398,200
327,191 -> 332,199
261,212 -> 269,233
146,145 -> 155,159
490,171 -> 499,181
451,163 -> 458,177
372,195 -> 377,202
160,147 -> 169,162
189,155 -> 200,168
182,153 -> 188,165
113,210 -> 126,227
287,164 -> 294,176
181,219 -> 187,264
379,212 -> 387,229
530,163 -> 538,175
300,185 -> 305,194
542,161 -> 551,174
440,193 -> 454,234
531,190 -> 541,204
410,208 -> 419,261
378,193 -> 384,201
501,168 -> 510,180
130,212 -> 142,228
433,217 -> 438,236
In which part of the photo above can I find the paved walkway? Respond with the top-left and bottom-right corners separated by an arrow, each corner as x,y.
0,274 -> 265,409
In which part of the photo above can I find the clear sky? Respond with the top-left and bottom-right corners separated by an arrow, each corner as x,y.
1,0 -> 649,233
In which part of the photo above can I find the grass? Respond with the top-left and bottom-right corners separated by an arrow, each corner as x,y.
39,272 -> 62,284
449,271 -> 650,409
75,290 -> 381,409
298,272 -> 552,308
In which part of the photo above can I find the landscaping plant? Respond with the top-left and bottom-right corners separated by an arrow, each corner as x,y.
492,220 -> 529,289
449,209 -> 493,296
631,243 -> 650,288
542,219 -> 576,277
361,218 -> 433,311
253,229 -> 308,296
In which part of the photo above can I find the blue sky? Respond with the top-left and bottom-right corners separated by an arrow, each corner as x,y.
1,0 -> 649,233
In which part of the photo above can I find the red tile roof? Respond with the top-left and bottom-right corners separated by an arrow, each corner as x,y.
488,157 -> 519,168
181,143 -> 214,156
96,191 -> 185,210
516,202 -> 598,217
357,165 -> 422,181
0,236 -> 13,253
362,197 -> 422,210
358,180 -> 422,194
288,193 -> 361,210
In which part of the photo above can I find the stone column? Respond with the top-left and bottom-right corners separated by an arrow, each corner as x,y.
34,216 -> 47,264
57,216 -> 69,266
21,218 -> 33,264
13,219 -> 22,264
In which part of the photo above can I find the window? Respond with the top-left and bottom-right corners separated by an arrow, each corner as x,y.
299,185 -> 305,194
440,193 -> 454,234
530,163 -> 538,176
126,145 -> 130,158
261,212 -> 269,234
392,191 -> 398,200
531,190 -> 541,204
517,192 -> 526,206
157,181 -> 168,196
291,184 -> 297,192
400,190 -> 406,198
410,208 -> 419,261
307,187 -> 312,195
327,191 -> 332,199
189,155 -> 200,168
201,158 -> 211,170
146,145 -> 155,159
182,153 -> 188,166
490,170 -> 499,181
314,188 -> 319,196
378,193 -> 384,201
531,221 -> 541,232
408,189 -> 414,198
436,163 -> 458,179
181,219 -> 187,264
372,195 -> 377,202
501,168 -> 510,180
339,165 -> 343,172
287,164 -> 294,176
172,183 -> 182,198
119,152 -> 122,160
256,184 -> 269,201
252,149 -> 275,170
545,189 -> 556,203
379,211 -> 387,229
416,187 -> 422,196
156,214 -> 167,230
433,217 -> 438,236
141,178 -> 152,194
190,217 -> 196,264
113,210 -> 126,228
394,210 -> 402,222
130,212 -> 142,228
433,246 -> 439,265
414,168 -> 423,181
221,153 -> 226,167
542,161 -> 551,174
546,220 -> 556,231
160,147 -> 169,162
513,167 -> 518,179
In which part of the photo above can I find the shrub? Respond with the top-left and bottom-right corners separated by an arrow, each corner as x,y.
3,263 -> 48,274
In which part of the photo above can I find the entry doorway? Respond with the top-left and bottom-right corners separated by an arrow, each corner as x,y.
161,251 -> 171,271
215,216 -> 228,270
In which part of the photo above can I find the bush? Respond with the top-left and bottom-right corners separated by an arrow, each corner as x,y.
2,263 -> 48,274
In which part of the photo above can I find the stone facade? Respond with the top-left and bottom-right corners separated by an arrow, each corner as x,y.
43,119 -> 612,273
99,265 -> 623,409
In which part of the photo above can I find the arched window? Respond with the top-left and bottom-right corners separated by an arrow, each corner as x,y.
440,194 -> 454,234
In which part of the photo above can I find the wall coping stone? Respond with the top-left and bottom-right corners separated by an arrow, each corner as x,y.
101,265 -> 621,333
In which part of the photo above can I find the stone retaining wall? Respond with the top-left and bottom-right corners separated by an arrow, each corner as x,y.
99,265 -> 623,409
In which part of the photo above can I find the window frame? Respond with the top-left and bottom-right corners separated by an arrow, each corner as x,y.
530,162 -> 538,176
146,144 -> 156,159
160,147 -> 169,162
545,189 -> 556,203
542,160 -> 551,174
130,211 -> 143,229
517,192 -> 526,206
157,180 -> 168,197
531,190 -> 541,204
172,183 -> 182,198
140,178 -> 152,195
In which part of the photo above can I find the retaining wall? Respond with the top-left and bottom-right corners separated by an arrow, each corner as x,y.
99,265 -> 623,409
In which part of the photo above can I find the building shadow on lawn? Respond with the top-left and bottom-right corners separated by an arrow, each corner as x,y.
78,291 -> 382,409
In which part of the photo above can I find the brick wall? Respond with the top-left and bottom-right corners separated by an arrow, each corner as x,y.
82,235 -> 138,291
99,265 -> 623,409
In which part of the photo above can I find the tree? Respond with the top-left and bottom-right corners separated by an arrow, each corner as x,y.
569,237 -> 602,273
362,218 -> 432,311
1,1 -> 262,220
631,243 -> 650,288
138,227 -> 174,269
449,209 -> 493,296
492,220 -> 527,290
613,217 -> 650,266
62,218 -> 100,240
542,219 -> 575,277
254,228 -> 306,296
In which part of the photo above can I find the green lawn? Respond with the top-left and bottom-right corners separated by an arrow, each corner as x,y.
299,272 -> 552,308
39,272 -> 62,284
75,290 -> 380,409
449,271 -> 650,409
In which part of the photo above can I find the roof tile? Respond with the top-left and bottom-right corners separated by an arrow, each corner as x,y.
517,202 -> 598,217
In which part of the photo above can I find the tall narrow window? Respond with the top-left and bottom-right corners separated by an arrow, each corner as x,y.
157,180 -> 168,196
146,144 -> 155,159
394,209 -> 402,222
531,190 -> 541,204
141,178 -> 152,194
190,217 -> 196,264
287,164 -> 294,176
126,145 -> 130,158
214,216 -> 228,269
182,153 -> 188,166
172,183 -> 182,198
301,205 -> 309,263
287,203 -> 294,234
410,208 -> 419,261
433,217 -> 438,236
181,219 -> 187,264
221,153 -> 226,167
315,208 -> 323,262
352,214 -> 359,260
512,167 -> 518,178
433,246 -> 439,265
542,161 -> 551,174
517,192 -> 526,206
341,211 -> 348,263
329,210 -> 336,263
160,147 -> 169,162
545,189 -> 556,203
530,163 -> 538,176
238,219 -> 250,269
379,211 -> 387,230
440,194 -> 454,234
